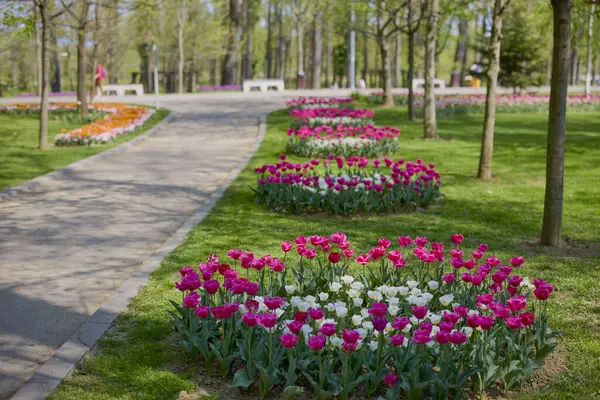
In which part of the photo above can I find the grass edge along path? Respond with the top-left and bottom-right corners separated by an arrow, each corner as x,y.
49,107 -> 600,400
0,107 -> 170,191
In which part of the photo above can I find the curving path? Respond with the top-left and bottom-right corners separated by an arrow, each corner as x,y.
0,95 -> 286,399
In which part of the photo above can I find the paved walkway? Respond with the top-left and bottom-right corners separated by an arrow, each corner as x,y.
0,96 -> 280,398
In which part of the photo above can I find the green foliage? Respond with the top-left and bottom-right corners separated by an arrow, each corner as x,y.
499,11 -> 547,90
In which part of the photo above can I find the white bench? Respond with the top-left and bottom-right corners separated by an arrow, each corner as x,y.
412,78 -> 446,91
100,84 -> 145,96
242,79 -> 284,93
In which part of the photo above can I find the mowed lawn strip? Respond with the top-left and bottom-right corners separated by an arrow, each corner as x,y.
50,107 -> 600,400
0,108 -> 170,190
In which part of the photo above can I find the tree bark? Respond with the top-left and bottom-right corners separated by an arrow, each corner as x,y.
177,0 -> 186,94
407,0 -> 416,120
585,3 -> 595,95
51,29 -> 61,93
274,4 -> 283,78
265,0 -> 273,78
452,18 -> 468,86
311,11 -> 323,88
242,0 -> 253,80
423,0 -> 439,139
380,38 -> 393,106
394,30 -> 401,88
38,0 -> 50,150
541,0 -> 572,247
362,31 -> 369,80
325,23 -> 333,87
34,5 -> 42,97
209,59 -> 217,85
76,1 -> 89,118
297,21 -> 304,75
477,0 -> 504,179
222,0 -> 243,85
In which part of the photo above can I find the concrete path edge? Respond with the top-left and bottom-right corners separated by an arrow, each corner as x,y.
9,117 -> 267,400
0,111 -> 175,202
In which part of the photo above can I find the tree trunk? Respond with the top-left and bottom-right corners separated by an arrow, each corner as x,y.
76,4 -> 89,118
407,0 -> 416,120
585,3 -> 595,95
311,11 -> 323,88
210,59 -> 217,85
362,31 -> 369,80
222,0 -> 242,85
452,18 -> 468,86
297,21 -> 304,75
265,0 -> 273,78
541,0 -> 572,247
325,23 -> 333,87
477,0 -> 503,179
38,0 -> 50,150
177,0 -> 185,94
394,30 -> 401,88
51,30 -> 62,93
275,4 -> 283,78
242,0 -> 253,80
380,37 -> 393,107
34,5 -> 42,97
424,0 -> 439,139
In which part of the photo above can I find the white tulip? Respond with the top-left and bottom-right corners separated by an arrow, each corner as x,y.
325,302 -> 336,312
388,305 -> 399,316
350,281 -> 364,290
352,315 -> 364,326
360,308 -> 370,318
330,336 -> 343,347
318,292 -> 329,302
368,341 -> 379,351
407,280 -> 419,289
410,288 -> 422,297
398,286 -> 409,296
330,282 -> 343,292
439,294 -> 454,307
410,316 -> 420,325
275,309 -> 285,318
347,289 -> 359,298
290,296 -> 303,308
304,295 -> 317,306
301,324 -> 314,335
335,306 -> 348,318
428,280 -> 440,290
341,275 -> 355,285
297,302 -> 310,312
353,297 -> 364,307
285,285 -> 297,294
462,327 -> 474,337
429,313 -> 442,324
367,290 -> 383,301
361,321 -> 374,331
388,297 -> 400,306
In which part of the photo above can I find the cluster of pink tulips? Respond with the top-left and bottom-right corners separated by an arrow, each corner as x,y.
171,233 -> 556,399
286,124 -> 400,158
254,154 -> 442,214
290,107 -> 375,128
286,97 -> 355,109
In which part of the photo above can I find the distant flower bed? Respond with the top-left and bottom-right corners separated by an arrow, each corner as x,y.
290,108 -> 375,128
0,103 -> 155,146
17,91 -> 79,97
286,124 -> 400,158
254,155 -> 441,215
286,96 -> 355,109
197,85 -> 241,91
367,92 -> 600,116
171,233 -> 556,399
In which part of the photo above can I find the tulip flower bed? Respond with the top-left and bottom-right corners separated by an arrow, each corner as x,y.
0,103 -> 155,146
254,155 -> 441,215
285,124 -> 400,158
366,92 -> 600,117
171,233 -> 556,399
290,108 -> 375,128
286,96 -> 355,110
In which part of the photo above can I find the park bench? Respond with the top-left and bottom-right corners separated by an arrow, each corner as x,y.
100,84 -> 145,96
412,78 -> 446,91
242,79 -> 285,93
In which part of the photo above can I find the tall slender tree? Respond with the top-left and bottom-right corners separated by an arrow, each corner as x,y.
177,0 -> 187,94
584,1 -> 597,95
541,0 -> 573,247
477,0 -> 511,179
222,0 -> 243,85
311,9 -> 324,88
423,0 -> 439,139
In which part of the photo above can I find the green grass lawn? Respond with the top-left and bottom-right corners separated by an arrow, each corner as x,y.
0,108 -> 170,190
49,107 -> 600,400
